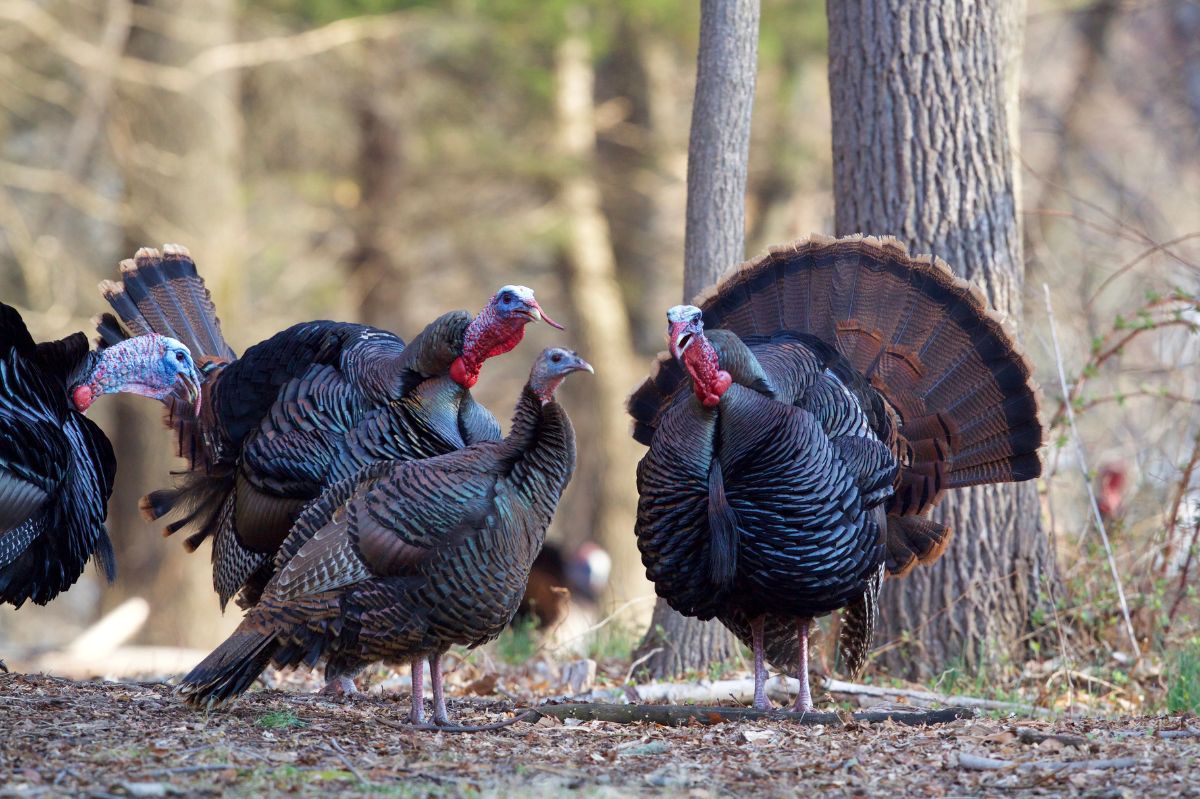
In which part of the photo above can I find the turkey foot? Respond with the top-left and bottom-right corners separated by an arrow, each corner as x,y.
319,676 -> 360,699
749,615 -> 771,711
792,618 -> 813,712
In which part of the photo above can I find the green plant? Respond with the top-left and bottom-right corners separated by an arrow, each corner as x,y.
1167,640 -> 1200,714
256,709 -> 308,729
495,614 -> 539,665
587,619 -> 638,662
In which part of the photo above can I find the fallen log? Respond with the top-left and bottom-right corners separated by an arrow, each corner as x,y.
529,702 -> 976,727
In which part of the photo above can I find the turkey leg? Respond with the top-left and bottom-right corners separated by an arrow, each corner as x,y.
429,653 -> 451,725
750,615 -> 770,711
792,618 -> 813,712
409,658 -> 425,725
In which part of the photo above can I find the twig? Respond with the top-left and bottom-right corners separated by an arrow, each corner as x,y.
623,648 -> 662,684
1088,231 -> 1200,306
538,595 -> 656,655
1168,433 -> 1200,623
1156,728 -> 1200,739
956,751 -> 1138,772
326,738 -> 368,784
138,764 -> 238,776
822,678 -> 1048,716
1015,726 -> 1088,748
1043,283 -> 1141,657
530,703 -> 975,727
375,710 -> 538,734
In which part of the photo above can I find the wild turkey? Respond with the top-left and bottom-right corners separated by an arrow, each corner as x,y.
515,541 -> 611,631
0,302 -> 200,668
629,235 -> 1042,710
97,245 -> 561,613
177,347 -> 591,725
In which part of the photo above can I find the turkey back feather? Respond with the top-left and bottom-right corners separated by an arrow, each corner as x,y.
629,234 -> 1043,578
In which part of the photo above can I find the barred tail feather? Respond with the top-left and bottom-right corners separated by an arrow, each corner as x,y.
99,245 -> 235,363
177,621 -> 279,709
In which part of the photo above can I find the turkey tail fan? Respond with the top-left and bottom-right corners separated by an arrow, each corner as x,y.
98,245 -> 235,363
94,312 -> 128,350
177,620 -> 280,709
885,515 -> 953,577
100,245 -> 235,470
631,233 -> 1043,516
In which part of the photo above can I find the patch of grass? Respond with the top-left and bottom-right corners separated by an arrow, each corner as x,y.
256,709 -> 308,729
495,614 -> 539,665
1168,639 -> 1200,714
587,619 -> 638,662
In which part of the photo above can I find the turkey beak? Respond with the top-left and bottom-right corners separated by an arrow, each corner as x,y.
572,356 -> 595,375
178,368 -> 202,417
669,320 -> 700,360
525,299 -> 565,330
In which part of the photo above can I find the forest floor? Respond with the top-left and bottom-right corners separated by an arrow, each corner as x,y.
2,672 -> 1199,798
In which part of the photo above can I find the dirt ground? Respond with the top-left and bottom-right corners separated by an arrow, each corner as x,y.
2,673 -> 1199,798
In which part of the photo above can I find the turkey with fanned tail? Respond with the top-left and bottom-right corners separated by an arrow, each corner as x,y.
177,347 -> 591,726
0,302 -> 201,670
629,235 -> 1043,711
96,245 -> 561,630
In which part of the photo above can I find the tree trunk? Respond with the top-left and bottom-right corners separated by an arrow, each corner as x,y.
555,7 -> 652,617
634,0 -> 760,679
106,0 -> 244,647
827,0 -> 1051,679
345,52 -> 411,333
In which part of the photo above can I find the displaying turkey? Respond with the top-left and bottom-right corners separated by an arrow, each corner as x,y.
177,347 -> 591,725
97,245 -> 561,613
0,301 -> 200,668
629,235 -> 1042,711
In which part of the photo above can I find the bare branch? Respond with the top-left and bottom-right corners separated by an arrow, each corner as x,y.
0,0 -> 428,93
0,159 -> 127,225
1043,283 -> 1141,657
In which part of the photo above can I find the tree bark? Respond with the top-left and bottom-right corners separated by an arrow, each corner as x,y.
106,0 -> 244,647
555,7 -> 652,617
827,0 -> 1051,679
345,51 -> 411,333
634,0 -> 760,678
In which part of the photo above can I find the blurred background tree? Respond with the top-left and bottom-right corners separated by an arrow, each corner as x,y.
1,0 -> 1198,704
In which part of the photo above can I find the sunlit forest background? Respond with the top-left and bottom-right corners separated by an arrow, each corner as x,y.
1,0 -> 1198,711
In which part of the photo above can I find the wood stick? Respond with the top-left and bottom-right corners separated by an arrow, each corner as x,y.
1043,283 -> 1141,657
957,751 -> 1139,772
1015,726 -> 1088,748
588,676 -> 1045,716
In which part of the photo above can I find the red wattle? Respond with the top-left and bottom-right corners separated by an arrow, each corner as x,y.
72,385 -> 95,412
449,356 -> 477,388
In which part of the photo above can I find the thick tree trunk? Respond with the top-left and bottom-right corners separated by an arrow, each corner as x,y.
346,54 -> 411,333
106,0 -> 243,647
827,0 -> 1051,679
555,8 -> 652,617
634,0 -> 760,679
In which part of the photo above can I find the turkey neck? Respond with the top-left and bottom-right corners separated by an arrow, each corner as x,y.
498,387 -> 576,507
348,313 -> 471,404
